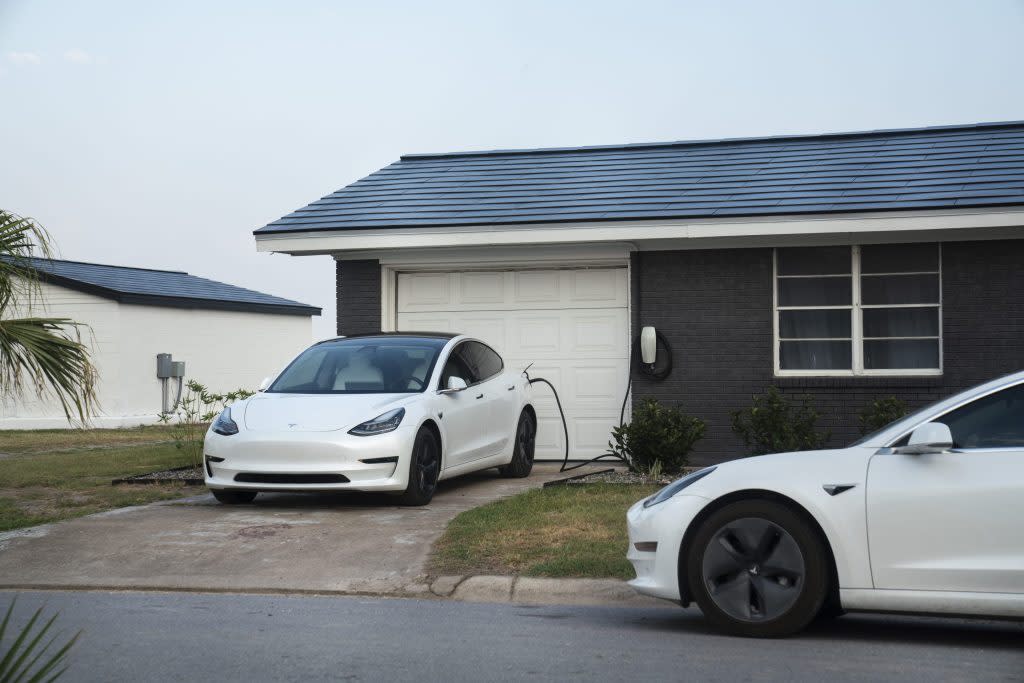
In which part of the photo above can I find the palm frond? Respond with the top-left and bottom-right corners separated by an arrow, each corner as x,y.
0,600 -> 79,683
0,317 -> 98,425
0,210 -> 56,313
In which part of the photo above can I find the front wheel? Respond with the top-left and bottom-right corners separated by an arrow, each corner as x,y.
686,500 -> 829,638
499,411 -> 535,478
211,489 -> 258,505
398,427 -> 441,506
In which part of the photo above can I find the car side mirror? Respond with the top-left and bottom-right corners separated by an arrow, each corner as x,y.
258,376 -> 272,392
438,376 -> 468,395
893,422 -> 953,455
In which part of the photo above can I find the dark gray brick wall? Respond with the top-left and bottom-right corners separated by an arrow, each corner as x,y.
632,239 -> 1024,465
335,260 -> 382,336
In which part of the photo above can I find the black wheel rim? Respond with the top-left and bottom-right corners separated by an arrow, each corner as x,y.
415,435 -> 439,495
701,517 -> 805,622
516,417 -> 535,465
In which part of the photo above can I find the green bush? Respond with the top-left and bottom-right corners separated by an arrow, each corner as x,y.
609,399 -> 705,475
858,396 -> 908,435
731,386 -> 830,456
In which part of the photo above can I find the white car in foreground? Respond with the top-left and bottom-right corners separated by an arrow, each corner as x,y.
627,371 -> 1024,637
204,333 -> 536,506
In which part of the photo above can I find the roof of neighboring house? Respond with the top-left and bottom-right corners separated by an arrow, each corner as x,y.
256,120 -> 1024,234
17,258 -> 321,316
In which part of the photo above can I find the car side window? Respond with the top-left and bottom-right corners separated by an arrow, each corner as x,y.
934,383 -> 1024,449
460,341 -> 503,383
440,343 -> 479,387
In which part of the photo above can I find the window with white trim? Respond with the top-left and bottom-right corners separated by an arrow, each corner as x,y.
774,244 -> 941,375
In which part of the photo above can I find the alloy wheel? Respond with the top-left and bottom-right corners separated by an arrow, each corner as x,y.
701,517 -> 805,622
415,434 -> 440,495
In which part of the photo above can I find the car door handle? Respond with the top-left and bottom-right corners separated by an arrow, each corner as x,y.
476,393 -> 484,399
507,385 -> 515,391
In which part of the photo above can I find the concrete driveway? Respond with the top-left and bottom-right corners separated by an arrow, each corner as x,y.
0,464 -> 584,595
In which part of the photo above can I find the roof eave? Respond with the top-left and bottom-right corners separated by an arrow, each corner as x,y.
34,272 -> 321,316
253,205 -> 1024,257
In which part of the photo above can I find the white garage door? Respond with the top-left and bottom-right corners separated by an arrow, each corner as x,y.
396,268 -> 630,460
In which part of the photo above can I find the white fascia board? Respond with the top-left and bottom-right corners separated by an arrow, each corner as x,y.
254,207 -> 1024,256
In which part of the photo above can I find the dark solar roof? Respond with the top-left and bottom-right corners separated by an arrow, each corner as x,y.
20,258 -> 321,316
256,121 -> 1024,234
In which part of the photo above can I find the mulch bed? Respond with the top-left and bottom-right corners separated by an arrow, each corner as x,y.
112,465 -> 204,486
545,466 -> 701,487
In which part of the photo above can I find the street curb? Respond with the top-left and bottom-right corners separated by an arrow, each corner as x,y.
0,577 -> 671,609
440,575 -> 670,608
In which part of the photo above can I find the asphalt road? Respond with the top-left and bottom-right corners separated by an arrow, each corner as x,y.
1,590 -> 1021,682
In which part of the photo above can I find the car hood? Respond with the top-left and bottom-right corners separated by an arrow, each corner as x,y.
241,392 -> 414,432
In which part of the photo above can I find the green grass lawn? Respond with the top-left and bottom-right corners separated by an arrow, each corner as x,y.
430,483 -> 659,580
0,435 -> 203,532
0,425 -> 177,454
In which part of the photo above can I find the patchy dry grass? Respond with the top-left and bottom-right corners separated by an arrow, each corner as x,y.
0,441 -> 203,532
430,484 -> 659,580
0,425 -> 177,454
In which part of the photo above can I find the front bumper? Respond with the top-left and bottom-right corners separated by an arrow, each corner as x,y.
203,424 -> 416,492
626,493 -> 709,603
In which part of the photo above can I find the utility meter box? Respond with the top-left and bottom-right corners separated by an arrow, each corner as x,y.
171,361 -> 186,378
156,353 -> 173,379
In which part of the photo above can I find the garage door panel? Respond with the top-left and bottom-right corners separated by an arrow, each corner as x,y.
570,269 -> 626,305
514,271 -> 561,304
396,268 -> 627,460
458,271 -> 507,305
397,273 -> 451,310
568,312 -> 628,355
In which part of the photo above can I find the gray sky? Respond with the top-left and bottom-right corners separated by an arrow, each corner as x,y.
2,0 -> 1023,340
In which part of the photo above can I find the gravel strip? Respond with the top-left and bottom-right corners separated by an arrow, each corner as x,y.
112,466 -> 204,485
563,467 -> 700,486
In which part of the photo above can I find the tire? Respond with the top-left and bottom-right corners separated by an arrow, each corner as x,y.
211,489 -> 258,505
686,500 -> 829,638
398,427 -> 441,506
499,411 -> 535,478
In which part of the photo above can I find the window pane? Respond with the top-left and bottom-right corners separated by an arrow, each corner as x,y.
935,383 -> 1024,448
778,277 -> 851,307
780,340 -> 852,370
861,274 -> 939,305
779,310 -> 851,338
862,307 -> 939,338
863,339 -> 939,370
860,243 -> 939,274
463,341 -> 503,381
777,247 -> 851,276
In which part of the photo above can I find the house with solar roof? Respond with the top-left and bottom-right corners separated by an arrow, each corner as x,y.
0,258 -> 320,428
253,121 -> 1024,463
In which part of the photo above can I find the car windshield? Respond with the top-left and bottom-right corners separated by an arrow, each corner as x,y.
268,337 -> 448,394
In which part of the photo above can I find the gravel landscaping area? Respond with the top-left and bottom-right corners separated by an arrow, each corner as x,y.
112,465 -> 204,485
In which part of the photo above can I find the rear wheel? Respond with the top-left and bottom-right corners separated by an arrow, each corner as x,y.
499,411 -> 535,478
398,427 -> 441,506
211,489 -> 258,505
686,500 -> 829,638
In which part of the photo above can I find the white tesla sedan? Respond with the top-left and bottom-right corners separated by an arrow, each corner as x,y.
203,333 -> 537,506
627,370 -> 1024,637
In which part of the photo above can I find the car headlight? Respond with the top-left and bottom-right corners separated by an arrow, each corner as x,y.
211,407 -> 239,436
643,466 -> 716,508
348,408 -> 405,436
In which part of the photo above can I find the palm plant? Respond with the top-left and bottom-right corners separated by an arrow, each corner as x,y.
0,210 -> 97,423
0,600 -> 79,682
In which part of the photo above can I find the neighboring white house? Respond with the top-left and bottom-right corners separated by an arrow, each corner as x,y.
0,258 -> 321,429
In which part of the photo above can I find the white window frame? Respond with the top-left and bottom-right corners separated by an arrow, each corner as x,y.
773,244 -> 943,377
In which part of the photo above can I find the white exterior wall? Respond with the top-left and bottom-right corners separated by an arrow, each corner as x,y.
0,281 -> 314,429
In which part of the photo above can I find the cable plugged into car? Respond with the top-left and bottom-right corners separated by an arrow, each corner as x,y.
523,326 -> 674,473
